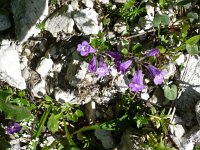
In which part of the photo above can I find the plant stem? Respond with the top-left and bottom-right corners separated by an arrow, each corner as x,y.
32,107 -> 51,150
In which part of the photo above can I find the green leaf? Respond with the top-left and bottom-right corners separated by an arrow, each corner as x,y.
0,88 -> 13,102
163,84 -> 177,100
187,12 -> 198,22
47,113 -> 61,133
0,102 -> 32,121
156,45 -> 166,53
75,109 -> 83,117
134,114 -> 148,128
0,140 -> 11,150
153,14 -> 170,27
186,35 -> 200,45
186,44 -> 198,55
121,48 -> 128,55
72,115 -> 131,136
181,24 -> 190,38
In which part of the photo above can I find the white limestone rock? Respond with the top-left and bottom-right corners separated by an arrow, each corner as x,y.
115,74 -> 129,93
74,8 -> 100,35
0,14 -> 11,31
95,130 -> 114,149
32,80 -> 46,98
36,57 -> 53,77
113,0 -> 126,3
82,0 -> 94,8
0,40 -> 26,89
45,5 -> 74,37
113,20 -> 127,35
54,88 -> 78,104
99,0 -> 109,4
11,0 -> 49,42
175,55 -> 200,127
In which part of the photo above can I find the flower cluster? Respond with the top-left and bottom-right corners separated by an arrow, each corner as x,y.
77,41 -> 165,93
7,122 -> 22,134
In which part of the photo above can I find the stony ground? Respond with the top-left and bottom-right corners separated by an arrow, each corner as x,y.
0,0 -> 200,150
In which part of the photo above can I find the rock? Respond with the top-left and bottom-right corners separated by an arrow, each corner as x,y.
113,0 -> 126,3
66,61 -> 88,87
195,100 -> 200,125
45,5 -> 74,37
70,0 -> 79,10
163,63 -> 176,79
32,80 -> 46,98
54,88 -> 78,104
172,126 -> 200,150
175,54 -> 185,65
10,139 -> 21,150
11,0 -> 49,42
74,8 -> 100,35
114,74 -> 129,92
149,88 -> 165,105
175,55 -> 200,127
0,40 -> 26,89
99,0 -> 110,4
36,57 -> 53,77
113,20 -> 127,35
0,14 -> 11,31
118,128 -> 149,150
94,130 -> 114,149
85,101 -> 96,122
82,0 -> 94,8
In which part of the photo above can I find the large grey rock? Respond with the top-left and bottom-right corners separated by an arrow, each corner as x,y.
45,5 -> 74,37
0,40 -> 26,89
74,8 -> 100,35
175,55 -> 200,127
11,0 -> 49,42
118,128 -> 150,150
172,126 -> 200,150
94,130 -> 114,149
0,14 -> 11,31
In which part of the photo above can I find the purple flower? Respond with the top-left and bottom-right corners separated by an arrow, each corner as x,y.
119,60 -> 132,74
96,58 -> 109,77
146,64 -> 165,85
77,41 -> 96,56
7,122 -> 22,134
107,52 -> 121,62
88,56 -> 97,73
129,70 -> 145,92
146,48 -> 159,57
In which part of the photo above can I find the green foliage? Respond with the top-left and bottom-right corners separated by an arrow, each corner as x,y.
0,88 -> 32,121
148,107 -> 171,134
187,12 -> 198,22
47,112 -> 62,133
153,14 -> 170,27
119,0 -> 145,22
163,84 -> 177,100
0,140 -> 11,150
91,32 -> 110,52
37,22 -> 46,31
134,114 -> 148,128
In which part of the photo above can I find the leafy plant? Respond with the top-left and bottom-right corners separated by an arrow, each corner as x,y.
119,0 -> 145,22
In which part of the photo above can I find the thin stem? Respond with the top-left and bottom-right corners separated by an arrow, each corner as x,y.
32,107 -> 51,150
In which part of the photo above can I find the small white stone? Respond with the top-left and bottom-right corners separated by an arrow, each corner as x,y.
32,80 -> 46,98
113,20 -> 127,35
82,0 -> 94,8
185,140 -> 194,150
146,4 -> 155,17
163,63 -> 176,79
99,0 -> 109,4
141,92 -> 150,100
54,88 -> 77,104
175,54 -> 185,65
115,74 -> 129,92
75,61 -> 88,80
110,66 -> 118,77
36,57 -> 53,77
